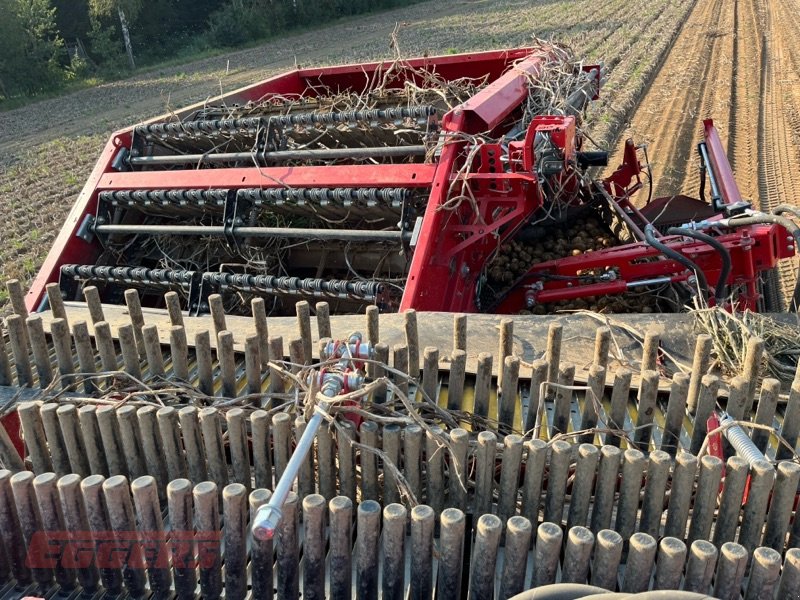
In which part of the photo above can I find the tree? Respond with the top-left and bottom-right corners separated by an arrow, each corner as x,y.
89,0 -> 141,69
52,0 -> 91,41
0,0 -> 64,97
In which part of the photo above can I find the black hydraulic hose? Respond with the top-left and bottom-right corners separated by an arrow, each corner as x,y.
667,227 -> 731,303
644,224 -> 710,302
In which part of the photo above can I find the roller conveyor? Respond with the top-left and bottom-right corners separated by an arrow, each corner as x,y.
133,106 -> 438,140
59,264 -> 389,307
128,106 -> 439,168
98,187 -> 415,224
60,265 -> 197,293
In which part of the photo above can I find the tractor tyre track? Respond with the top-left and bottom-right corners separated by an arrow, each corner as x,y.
757,0 -> 800,307
606,0 -> 730,197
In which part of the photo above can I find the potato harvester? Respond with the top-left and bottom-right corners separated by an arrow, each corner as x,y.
0,45 -> 799,600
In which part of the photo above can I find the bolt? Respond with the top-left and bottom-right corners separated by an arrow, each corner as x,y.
252,505 -> 282,541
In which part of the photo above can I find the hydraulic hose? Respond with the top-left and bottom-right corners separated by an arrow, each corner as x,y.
507,584 -> 717,600
725,212 -> 800,246
773,204 -> 800,220
644,225 -> 710,302
667,227 -> 731,303
723,211 -> 800,310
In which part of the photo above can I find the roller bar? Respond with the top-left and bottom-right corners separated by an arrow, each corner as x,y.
133,106 -> 438,140
99,189 -> 228,210
60,264 -> 386,306
60,265 -> 196,291
237,186 -> 411,208
128,144 -> 428,168
99,187 -> 411,211
205,272 -> 385,303
93,223 -> 408,242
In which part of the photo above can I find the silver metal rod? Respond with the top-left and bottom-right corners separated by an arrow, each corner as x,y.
95,223 -> 406,242
699,142 -> 722,204
252,408 -> 325,541
253,370 -> 363,540
129,144 -> 427,166
594,181 -> 646,241
626,276 -> 673,288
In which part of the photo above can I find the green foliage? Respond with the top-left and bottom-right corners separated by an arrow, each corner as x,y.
87,0 -> 142,20
1,0 -> 426,104
0,0 -> 64,97
207,0 -> 275,47
88,18 -> 126,70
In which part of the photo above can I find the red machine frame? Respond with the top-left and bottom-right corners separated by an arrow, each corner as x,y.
25,50 -> 795,316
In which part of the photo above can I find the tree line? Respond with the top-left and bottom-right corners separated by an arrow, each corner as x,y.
0,0 -> 419,102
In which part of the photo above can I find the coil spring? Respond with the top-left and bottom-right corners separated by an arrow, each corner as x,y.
720,413 -> 766,463
99,189 -> 229,209
60,265 -> 196,289
205,272 -> 383,302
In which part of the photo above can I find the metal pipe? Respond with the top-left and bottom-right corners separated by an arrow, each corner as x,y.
644,224 -> 710,300
626,276 -> 673,288
565,68 -> 600,117
698,142 -> 722,210
594,181 -> 646,241
129,144 -> 428,166
94,223 -> 407,242
252,371 -> 364,540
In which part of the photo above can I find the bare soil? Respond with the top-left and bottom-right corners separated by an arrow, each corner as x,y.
608,0 -> 800,305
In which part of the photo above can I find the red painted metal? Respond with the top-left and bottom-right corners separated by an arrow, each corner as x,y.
496,225 -> 791,313
0,412 -> 23,457
95,164 -> 436,192
26,47 -> 542,313
706,413 -> 724,461
703,118 -> 743,206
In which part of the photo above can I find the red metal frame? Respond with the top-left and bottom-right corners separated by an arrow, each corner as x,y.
704,118 -> 743,206
24,47 -> 543,313
494,225 -> 792,312
25,49 -> 797,317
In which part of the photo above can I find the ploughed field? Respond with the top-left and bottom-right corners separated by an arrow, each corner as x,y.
8,0 -> 787,310
607,0 -> 800,305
